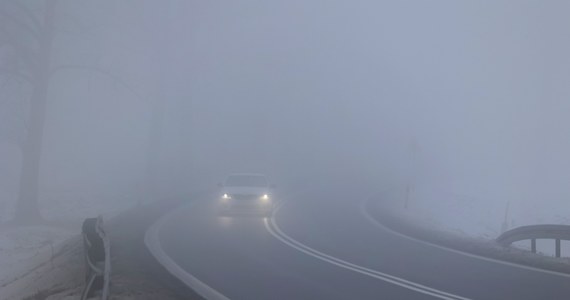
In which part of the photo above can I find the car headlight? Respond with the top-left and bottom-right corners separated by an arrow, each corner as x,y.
222,193 -> 231,200
261,194 -> 270,202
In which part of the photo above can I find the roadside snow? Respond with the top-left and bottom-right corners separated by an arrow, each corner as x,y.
381,183 -> 570,257
39,190 -> 139,222
0,187 -> 139,299
0,226 -> 81,300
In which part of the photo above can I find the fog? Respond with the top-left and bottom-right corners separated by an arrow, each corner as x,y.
3,1 -> 570,299
1,0 -> 570,227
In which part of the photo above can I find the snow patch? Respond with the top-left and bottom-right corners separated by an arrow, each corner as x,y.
0,226 -> 82,300
382,183 -> 570,257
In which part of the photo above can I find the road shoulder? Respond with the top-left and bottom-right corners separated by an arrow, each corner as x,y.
365,197 -> 570,276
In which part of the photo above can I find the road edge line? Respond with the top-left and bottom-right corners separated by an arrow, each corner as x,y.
361,198 -> 570,279
144,205 -> 231,300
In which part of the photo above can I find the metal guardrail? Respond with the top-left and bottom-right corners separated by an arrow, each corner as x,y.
497,224 -> 570,257
81,216 -> 111,300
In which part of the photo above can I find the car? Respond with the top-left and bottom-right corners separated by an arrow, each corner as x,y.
218,173 -> 274,216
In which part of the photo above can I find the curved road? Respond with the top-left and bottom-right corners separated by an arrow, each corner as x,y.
152,194 -> 570,300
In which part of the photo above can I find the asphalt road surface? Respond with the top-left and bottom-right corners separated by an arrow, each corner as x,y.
153,193 -> 570,300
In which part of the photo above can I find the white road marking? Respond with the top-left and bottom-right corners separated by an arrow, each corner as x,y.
265,202 -> 471,300
360,198 -> 570,279
145,204 -> 231,300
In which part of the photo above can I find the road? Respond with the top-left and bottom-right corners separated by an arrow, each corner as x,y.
150,193 -> 570,300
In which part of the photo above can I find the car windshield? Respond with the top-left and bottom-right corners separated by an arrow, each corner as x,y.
225,175 -> 268,187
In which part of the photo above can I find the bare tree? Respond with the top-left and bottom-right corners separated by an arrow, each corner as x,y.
0,0 -> 145,223
0,0 -> 58,222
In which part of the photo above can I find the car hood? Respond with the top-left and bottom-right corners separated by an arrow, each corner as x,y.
223,186 -> 269,195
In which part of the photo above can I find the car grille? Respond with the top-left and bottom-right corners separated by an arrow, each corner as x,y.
232,194 -> 259,201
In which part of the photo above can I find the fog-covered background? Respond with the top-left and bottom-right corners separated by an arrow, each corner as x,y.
1,1 -> 569,233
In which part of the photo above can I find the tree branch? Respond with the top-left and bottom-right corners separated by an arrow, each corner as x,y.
0,67 -> 33,85
0,26 -> 39,73
2,0 -> 42,36
0,10 -> 40,41
51,64 -> 146,102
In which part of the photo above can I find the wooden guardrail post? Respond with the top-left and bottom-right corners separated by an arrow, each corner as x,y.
531,239 -> 536,254
556,239 -> 561,258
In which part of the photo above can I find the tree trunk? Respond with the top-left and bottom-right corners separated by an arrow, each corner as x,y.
143,95 -> 166,203
14,0 -> 57,223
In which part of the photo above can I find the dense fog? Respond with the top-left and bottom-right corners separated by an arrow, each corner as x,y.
1,0 -> 569,226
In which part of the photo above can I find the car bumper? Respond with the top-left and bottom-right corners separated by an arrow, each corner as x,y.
220,202 -> 273,214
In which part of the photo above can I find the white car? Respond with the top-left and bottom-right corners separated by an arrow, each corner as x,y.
219,173 -> 274,216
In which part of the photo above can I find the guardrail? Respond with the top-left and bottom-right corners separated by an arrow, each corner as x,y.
497,224 -> 570,257
81,216 -> 111,300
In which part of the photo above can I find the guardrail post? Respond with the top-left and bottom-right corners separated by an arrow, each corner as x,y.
81,216 -> 111,300
497,224 -> 570,258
